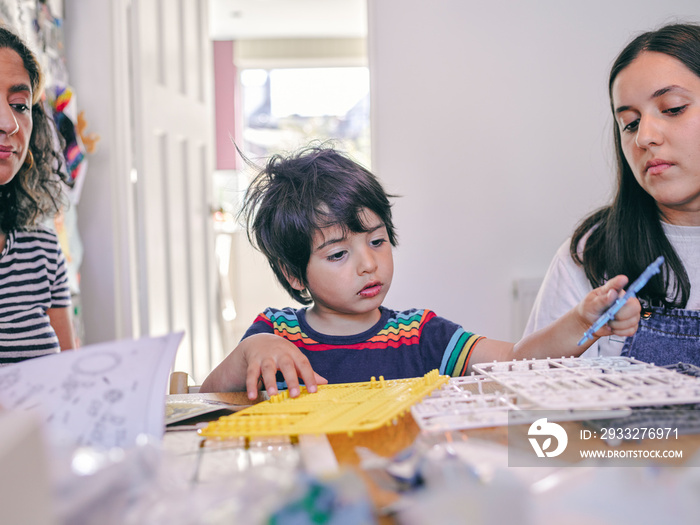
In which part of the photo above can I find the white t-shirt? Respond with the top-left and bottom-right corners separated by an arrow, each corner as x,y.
524,222 -> 700,357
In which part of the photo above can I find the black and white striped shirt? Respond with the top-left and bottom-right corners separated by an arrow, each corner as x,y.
0,227 -> 71,365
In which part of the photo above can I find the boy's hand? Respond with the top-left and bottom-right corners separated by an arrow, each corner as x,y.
242,333 -> 328,399
578,275 -> 641,340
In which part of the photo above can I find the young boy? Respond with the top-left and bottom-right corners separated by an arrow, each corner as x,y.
201,145 -> 640,399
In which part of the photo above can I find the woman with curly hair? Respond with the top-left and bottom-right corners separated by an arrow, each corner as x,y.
0,25 -> 75,364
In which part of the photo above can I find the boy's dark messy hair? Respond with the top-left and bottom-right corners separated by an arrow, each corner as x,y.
240,144 -> 397,305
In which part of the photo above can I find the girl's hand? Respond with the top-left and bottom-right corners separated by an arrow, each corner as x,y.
579,275 -> 641,339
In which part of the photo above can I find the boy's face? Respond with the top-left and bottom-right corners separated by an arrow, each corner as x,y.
291,208 -> 393,319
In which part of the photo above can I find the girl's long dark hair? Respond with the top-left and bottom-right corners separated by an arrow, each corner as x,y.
0,26 -> 66,232
572,23 -> 700,308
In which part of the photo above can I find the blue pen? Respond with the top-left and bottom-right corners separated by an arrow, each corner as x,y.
577,255 -> 665,346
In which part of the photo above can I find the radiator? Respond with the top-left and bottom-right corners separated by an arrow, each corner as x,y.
511,277 -> 543,340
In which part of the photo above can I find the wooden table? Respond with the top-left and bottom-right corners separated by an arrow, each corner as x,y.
166,393 -> 700,523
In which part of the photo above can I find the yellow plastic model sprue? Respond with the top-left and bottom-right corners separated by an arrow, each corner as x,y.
199,369 -> 448,439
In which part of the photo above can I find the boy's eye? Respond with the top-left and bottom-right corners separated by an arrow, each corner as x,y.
370,238 -> 386,247
326,250 -> 347,262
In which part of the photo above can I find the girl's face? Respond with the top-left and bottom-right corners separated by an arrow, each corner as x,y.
612,51 -> 700,225
0,48 -> 32,187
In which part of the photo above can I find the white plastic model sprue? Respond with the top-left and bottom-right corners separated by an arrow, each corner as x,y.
411,356 -> 700,432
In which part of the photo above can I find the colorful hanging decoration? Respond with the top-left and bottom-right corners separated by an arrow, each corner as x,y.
48,84 -> 88,204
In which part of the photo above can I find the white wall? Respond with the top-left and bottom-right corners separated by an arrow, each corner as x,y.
369,1 -> 700,341
64,1 -> 123,344
63,0 -> 700,351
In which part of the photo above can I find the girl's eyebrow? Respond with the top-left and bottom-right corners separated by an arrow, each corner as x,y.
314,222 -> 384,251
615,85 -> 687,114
651,84 -> 687,98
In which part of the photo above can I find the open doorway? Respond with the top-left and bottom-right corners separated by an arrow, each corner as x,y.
209,0 -> 369,350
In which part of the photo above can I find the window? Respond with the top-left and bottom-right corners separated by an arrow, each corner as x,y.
240,66 -> 371,168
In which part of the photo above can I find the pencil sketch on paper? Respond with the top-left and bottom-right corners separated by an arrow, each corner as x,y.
0,332 -> 183,449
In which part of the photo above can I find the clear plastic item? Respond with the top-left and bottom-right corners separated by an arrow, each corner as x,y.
50,434 -> 312,525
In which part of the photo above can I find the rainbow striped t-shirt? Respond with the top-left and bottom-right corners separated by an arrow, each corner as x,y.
243,306 -> 483,385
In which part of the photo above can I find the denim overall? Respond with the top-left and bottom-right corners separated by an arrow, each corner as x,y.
621,306 -> 700,367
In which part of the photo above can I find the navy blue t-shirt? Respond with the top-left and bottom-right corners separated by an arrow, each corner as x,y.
243,306 -> 483,386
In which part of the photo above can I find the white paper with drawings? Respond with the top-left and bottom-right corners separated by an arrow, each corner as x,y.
0,332 -> 183,449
